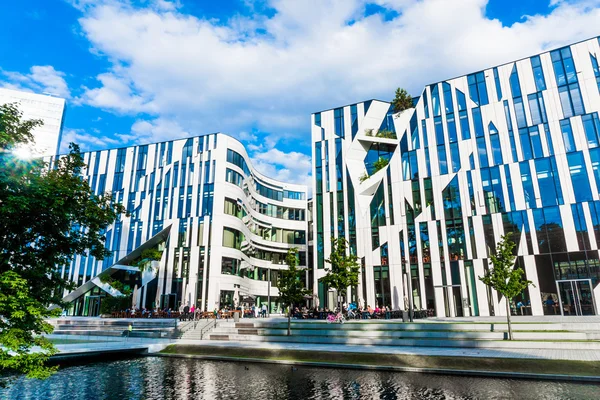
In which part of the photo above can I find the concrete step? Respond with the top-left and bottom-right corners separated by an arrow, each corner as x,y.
208,334 -> 600,349
239,321 -> 600,333
208,327 -> 593,341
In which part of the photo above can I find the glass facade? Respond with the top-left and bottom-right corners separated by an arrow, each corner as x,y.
312,36 -> 600,316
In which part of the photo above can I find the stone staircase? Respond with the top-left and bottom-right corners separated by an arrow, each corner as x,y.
48,317 -> 177,338
178,319 -> 219,340
205,319 -> 600,350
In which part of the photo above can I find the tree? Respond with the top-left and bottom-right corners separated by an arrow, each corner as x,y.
0,103 -> 124,386
391,88 -> 413,113
479,234 -> 534,340
321,238 -> 360,312
278,248 -> 310,336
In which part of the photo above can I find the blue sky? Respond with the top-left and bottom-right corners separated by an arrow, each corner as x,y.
2,0 -> 600,185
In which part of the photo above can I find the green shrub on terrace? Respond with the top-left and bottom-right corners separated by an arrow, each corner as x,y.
372,157 -> 389,174
376,129 -> 397,139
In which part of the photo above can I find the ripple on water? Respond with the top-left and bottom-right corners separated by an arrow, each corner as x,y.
1,357 -> 599,400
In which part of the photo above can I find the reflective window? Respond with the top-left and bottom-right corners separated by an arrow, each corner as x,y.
450,142 -> 461,172
443,82 -> 454,114
489,122 -> 502,165
314,112 -> 321,127
472,107 -> 484,138
535,157 -> 563,206
227,149 -> 251,176
456,89 -> 470,140
410,113 -> 420,149
551,47 -> 577,86
527,92 -> 547,125
514,97 -> 527,129
560,119 -> 576,153
334,108 -> 345,138
493,67 -> 502,101
520,161 -> 536,208
431,84 -> 441,117
503,100 -> 517,162
589,147 -> 600,190
509,65 -> 522,98
423,89 -> 430,119
434,116 -> 444,145
582,112 -> 600,148
504,164 -> 516,210
591,53 -> 600,94
542,123 -> 554,156
552,47 -> 585,117
421,120 -> 429,148
490,131 -> 503,166
437,144 -> 448,175
477,136 -> 489,168
530,56 -> 547,91
529,126 -> 544,158
447,114 -> 457,143
567,152 -> 593,202
351,104 -> 358,139
481,167 -> 504,213
467,71 -> 489,106
519,128 -> 533,160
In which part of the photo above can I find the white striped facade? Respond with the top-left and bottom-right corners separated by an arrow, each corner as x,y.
58,133 -> 308,315
312,36 -> 600,317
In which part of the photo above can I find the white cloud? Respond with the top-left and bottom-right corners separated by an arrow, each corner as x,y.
60,128 -> 123,153
67,0 -> 600,179
149,0 -> 180,11
72,0 -> 600,128
1,66 -> 71,99
130,117 -> 189,142
251,147 -> 312,187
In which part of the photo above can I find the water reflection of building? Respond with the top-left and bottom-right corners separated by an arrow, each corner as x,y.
312,36 -> 600,317
56,133 -> 308,315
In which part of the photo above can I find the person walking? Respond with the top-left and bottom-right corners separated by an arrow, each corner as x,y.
183,304 -> 190,321
127,323 -> 133,337
261,303 -> 267,318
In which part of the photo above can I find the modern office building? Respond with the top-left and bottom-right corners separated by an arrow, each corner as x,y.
0,87 -> 65,156
57,133 -> 308,316
312,36 -> 600,317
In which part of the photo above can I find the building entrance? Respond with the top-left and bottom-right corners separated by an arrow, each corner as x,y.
556,279 -> 595,316
85,295 -> 102,316
435,284 -> 463,317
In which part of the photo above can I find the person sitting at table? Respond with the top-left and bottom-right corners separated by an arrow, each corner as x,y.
516,300 -> 524,315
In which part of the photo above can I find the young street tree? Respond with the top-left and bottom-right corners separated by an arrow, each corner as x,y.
391,88 -> 413,113
479,234 -> 533,340
0,103 -> 124,385
321,238 -> 360,313
278,248 -> 310,336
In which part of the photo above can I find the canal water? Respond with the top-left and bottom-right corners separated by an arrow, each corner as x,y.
1,357 -> 598,399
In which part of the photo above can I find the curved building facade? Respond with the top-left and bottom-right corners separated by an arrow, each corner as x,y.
58,133 -> 308,315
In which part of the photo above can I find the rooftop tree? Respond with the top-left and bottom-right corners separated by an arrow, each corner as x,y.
391,88 -> 413,113
0,103 -> 124,386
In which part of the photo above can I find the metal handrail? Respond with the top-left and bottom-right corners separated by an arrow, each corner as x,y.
199,318 -> 218,340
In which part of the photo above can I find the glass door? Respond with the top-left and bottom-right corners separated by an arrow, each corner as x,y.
85,295 -> 102,316
556,279 -> 596,316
